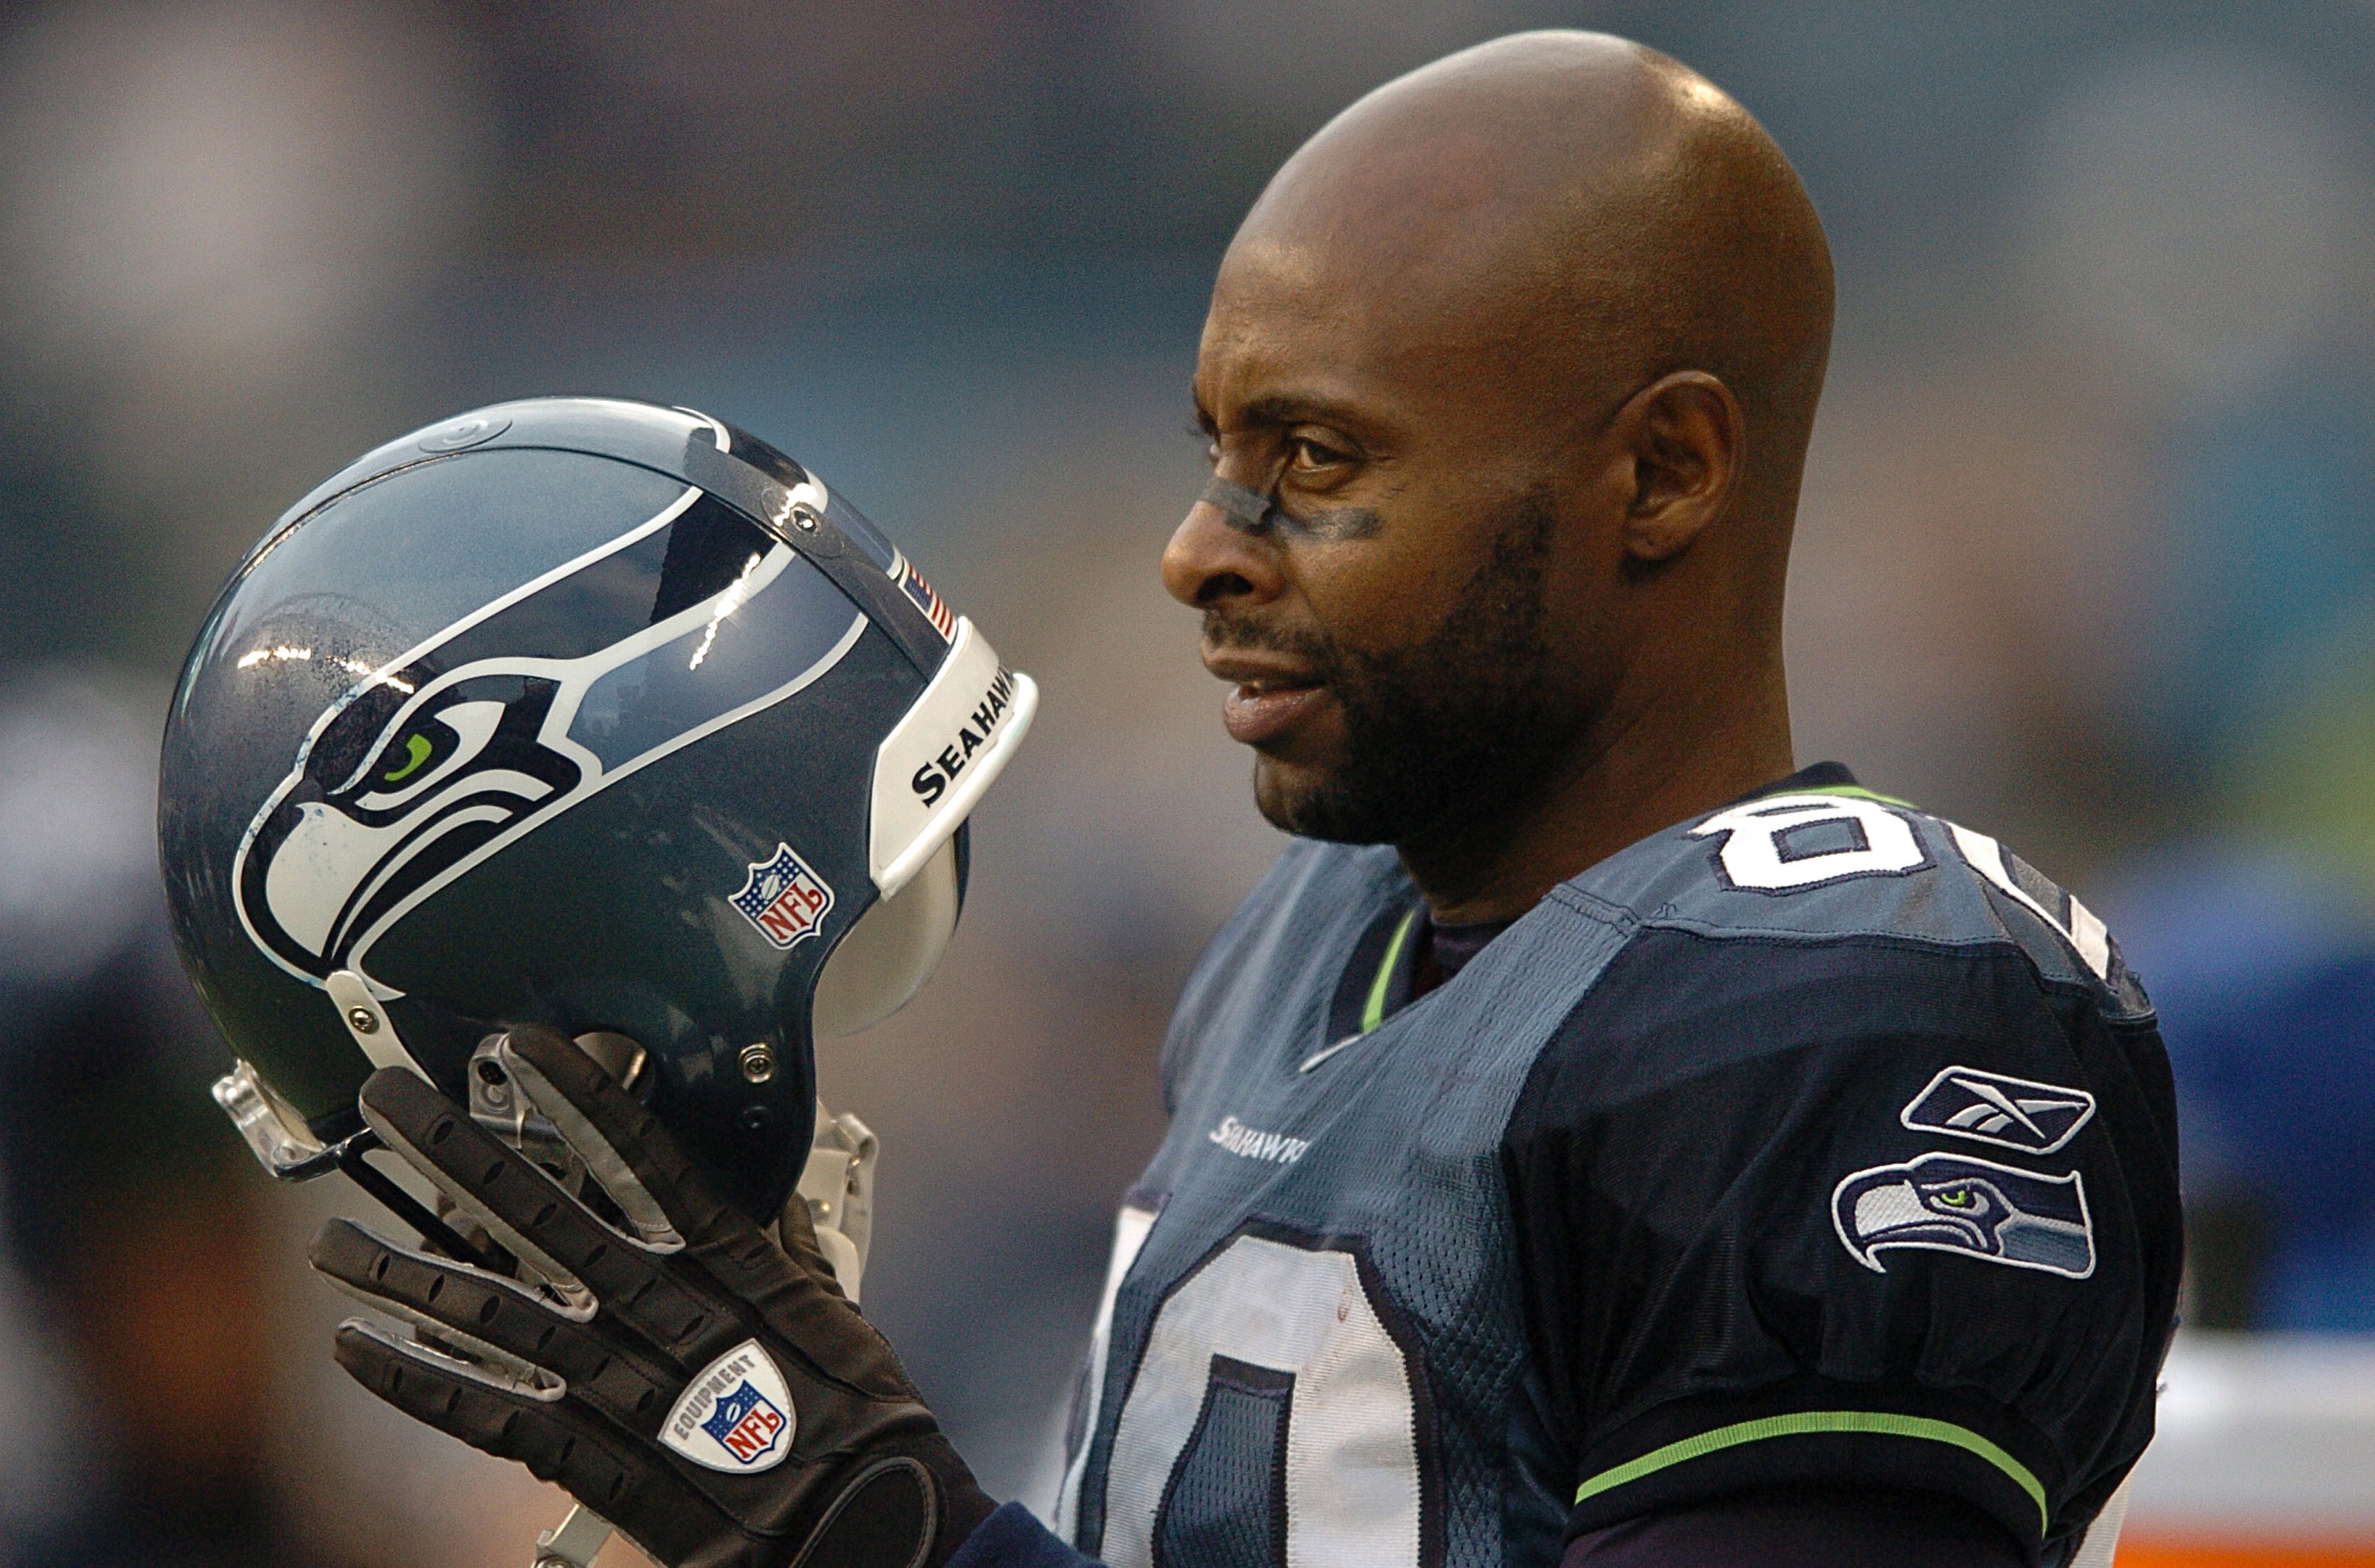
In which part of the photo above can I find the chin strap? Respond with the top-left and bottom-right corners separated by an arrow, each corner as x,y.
526,1098 -> 879,1568
797,1104 -> 878,1304
533,1503 -> 618,1568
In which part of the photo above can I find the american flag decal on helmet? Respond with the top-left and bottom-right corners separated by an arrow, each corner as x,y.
898,560 -> 956,641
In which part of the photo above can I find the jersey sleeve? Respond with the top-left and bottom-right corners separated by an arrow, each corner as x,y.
1564,1483 -> 2027,1566
1501,922 -> 2181,1561
946,1502 -> 1107,1568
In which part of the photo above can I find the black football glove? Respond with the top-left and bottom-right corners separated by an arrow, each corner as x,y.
307,1024 -> 996,1568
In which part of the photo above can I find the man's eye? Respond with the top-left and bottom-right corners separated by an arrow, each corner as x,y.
1288,438 -> 1349,470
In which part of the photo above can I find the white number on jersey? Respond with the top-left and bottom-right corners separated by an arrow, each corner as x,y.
1946,822 -> 2112,982
1069,1230 -> 1426,1568
1690,792 -> 1930,891
1691,792 -> 2115,984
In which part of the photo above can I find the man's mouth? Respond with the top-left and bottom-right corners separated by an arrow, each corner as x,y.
1219,674 -> 1324,745
1203,644 -> 1329,746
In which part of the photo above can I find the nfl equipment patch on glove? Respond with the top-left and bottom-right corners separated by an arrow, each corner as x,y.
310,1024 -> 996,1568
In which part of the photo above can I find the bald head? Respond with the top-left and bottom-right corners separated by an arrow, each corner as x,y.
1168,33 -> 1830,914
1231,30 -> 1832,490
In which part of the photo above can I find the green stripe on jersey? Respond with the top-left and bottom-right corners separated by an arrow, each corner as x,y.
1795,783 -> 1919,808
1360,906 -> 1422,1035
1573,1411 -> 2046,1533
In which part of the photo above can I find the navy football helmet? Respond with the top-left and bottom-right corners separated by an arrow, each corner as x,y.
161,398 -> 1035,1221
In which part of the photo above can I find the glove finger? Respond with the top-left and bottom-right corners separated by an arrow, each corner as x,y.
496,1023 -> 691,1251
310,1218 -> 675,1433
332,1319 -> 720,1551
358,1066 -> 733,1361
499,1027 -> 838,1316
779,1190 -> 850,1304
498,1024 -> 754,1252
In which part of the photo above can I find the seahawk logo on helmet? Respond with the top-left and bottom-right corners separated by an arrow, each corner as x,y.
233,485 -> 865,985
162,397 -> 1036,1219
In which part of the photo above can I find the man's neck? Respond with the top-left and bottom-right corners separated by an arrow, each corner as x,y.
1396,666 -> 1794,925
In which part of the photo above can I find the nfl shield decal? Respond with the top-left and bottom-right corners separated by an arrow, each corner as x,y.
1899,1065 -> 2096,1155
662,1341 -> 796,1472
1833,1151 -> 2095,1279
731,843 -> 835,950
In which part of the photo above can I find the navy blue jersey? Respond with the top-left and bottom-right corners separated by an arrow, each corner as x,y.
1043,766 -> 2179,1568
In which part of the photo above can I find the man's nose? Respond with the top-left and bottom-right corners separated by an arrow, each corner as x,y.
1161,487 -> 1286,610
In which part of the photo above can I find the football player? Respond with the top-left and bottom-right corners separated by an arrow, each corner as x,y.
1041,32 -> 2172,1568
162,28 -> 2177,1568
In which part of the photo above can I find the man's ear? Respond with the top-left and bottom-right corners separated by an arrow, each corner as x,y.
1613,371 -> 1745,563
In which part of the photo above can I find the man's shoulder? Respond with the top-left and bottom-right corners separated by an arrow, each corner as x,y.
1494,786 -> 2171,1159
1567,785 -> 2152,1021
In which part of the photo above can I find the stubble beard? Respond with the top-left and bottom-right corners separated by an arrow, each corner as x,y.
1210,488 -> 1565,847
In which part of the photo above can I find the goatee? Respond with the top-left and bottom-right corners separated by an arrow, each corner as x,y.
1206,487 -> 1563,846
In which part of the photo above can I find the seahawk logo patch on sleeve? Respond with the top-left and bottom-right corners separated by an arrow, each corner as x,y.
1834,1151 -> 2096,1278
1900,1065 -> 2096,1155
662,1341 -> 796,1471
731,843 -> 834,949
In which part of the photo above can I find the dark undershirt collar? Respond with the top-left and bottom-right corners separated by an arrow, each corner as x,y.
1412,913 -> 1513,997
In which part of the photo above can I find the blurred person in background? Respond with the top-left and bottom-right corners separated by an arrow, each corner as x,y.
0,668 -> 355,1568
0,956 -> 318,1568
2102,851 -> 2375,1333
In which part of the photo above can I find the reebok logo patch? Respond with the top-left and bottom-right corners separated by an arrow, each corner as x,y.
1901,1065 -> 2096,1155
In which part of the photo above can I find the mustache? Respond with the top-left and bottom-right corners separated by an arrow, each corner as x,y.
1199,609 -> 1340,672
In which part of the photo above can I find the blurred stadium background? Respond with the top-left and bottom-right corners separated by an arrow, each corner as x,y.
2,2 -> 2373,1564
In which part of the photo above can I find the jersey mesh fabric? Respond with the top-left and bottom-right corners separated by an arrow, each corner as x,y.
1067,841 -> 1636,1566
1062,771 -> 2176,1568
1153,1361 -> 1291,1568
